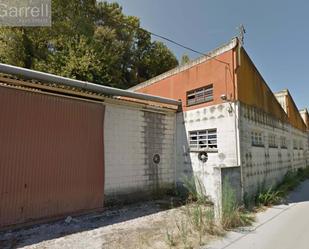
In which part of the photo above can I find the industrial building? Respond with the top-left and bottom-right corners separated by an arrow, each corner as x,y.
131,37 -> 309,207
0,37 -> 308,229
0,65 -> 179,229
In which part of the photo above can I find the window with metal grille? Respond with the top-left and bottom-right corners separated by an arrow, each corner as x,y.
251,131 -> 264,147
187,85 -> 213,106
280,136 -> 287,149
299,140 -> 304,150
293,139 -> 298,150
268,133 -> 277,148
189,129 -> 217,150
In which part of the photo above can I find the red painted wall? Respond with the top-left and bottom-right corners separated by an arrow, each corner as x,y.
135,49 -> 237,111
0,86 -> 105,229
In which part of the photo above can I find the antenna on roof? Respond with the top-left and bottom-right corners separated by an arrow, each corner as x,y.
237,24 -> 246,47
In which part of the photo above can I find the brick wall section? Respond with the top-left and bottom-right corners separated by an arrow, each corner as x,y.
104,103 -> 176,202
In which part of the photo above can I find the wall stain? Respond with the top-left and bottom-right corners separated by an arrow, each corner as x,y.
143,111 -> 166,192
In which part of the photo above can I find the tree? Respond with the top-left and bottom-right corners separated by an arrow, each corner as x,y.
138,41 -> 180,83
0,1 -> 178,89
180,54 -> 190,65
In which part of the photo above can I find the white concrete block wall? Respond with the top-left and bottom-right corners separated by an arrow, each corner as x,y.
103,99 -> 308,205
104,102 -> 176,201
176,102 -> 240,206
239,103 -> 309,196
175,100 -> 308,206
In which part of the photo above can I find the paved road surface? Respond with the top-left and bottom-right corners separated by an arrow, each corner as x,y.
205,180 -> 309,249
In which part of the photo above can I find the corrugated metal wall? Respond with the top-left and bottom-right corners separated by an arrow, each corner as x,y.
0,86 -> 105,229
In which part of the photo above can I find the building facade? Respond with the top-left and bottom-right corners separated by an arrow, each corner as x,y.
0,75 -> 177,229
131,38 -> 309,207
0,38 -> 308,229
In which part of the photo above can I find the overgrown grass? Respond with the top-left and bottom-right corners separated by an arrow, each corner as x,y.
222,166 -> 309,227
164,167 -> 309,248
181,175 -> 212,205
250,166 -> 309,208
164,176 -> 223,248
221,177 -> 254,229
182,175 -> 222,240
278,167 -> 309,195
164,175 -> 254,247
165,229 -> 176,248
255,187 -> 282,207
183,176 -> 254,232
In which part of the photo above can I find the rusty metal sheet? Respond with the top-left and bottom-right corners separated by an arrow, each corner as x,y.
0,86 -> 105,229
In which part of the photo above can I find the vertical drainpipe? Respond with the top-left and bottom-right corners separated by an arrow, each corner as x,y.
234,40 -> 244,201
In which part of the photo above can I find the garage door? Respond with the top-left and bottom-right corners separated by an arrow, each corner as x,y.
0,86 -> 105,228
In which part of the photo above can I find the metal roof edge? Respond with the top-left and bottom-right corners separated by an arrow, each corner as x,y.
0,63 -> 181,106
129,37 -> 238,91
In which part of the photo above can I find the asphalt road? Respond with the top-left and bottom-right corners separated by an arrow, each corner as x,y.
205,180 -> 309,249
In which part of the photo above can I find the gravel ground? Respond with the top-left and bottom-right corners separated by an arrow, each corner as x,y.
0,199 -> 188,249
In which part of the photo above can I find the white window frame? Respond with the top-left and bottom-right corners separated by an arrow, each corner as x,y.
189,129 -> 218,151
187,84 -> 213,106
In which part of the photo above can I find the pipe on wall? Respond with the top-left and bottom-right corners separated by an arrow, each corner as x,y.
0,63 -> 182,106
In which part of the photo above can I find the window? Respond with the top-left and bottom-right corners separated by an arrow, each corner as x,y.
280,136 -> 287,149
251,131 -> 264,147
187,85 -> 213,106
300,140 -> 304,150
189,129 -> 217,150
268,134 -> 277,148
293,139 -> 298,150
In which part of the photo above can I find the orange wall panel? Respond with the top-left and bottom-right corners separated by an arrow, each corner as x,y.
136,50 -> 237,111
286,94 -> 307,131
237,48 -> 306,131
134,42 -> 306,132
237,48 -> 289,124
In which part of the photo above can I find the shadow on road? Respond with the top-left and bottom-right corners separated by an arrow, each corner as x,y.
285,180 -> 309,204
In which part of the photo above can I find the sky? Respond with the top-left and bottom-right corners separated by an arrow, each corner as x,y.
107,0 -> 309,109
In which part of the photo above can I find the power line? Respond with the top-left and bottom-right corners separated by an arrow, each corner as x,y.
146,30 -> 231,65
149,32 -> 206,57
116,20 -> 231,65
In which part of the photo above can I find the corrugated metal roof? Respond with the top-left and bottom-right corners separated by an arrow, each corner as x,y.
0,74 -> 178,111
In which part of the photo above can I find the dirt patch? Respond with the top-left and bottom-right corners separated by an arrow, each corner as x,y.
0,199 -> 219,249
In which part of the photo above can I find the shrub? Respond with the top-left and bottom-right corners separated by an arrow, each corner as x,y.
254,167 -> 309,207
181,175 -> 211,205
255,187 -> 282,206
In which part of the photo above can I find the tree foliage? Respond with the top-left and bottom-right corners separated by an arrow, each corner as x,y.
180,54 -> 191,65
0,1 -> 178,88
